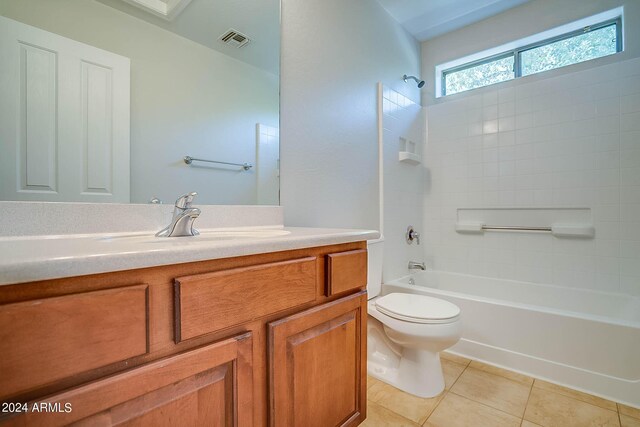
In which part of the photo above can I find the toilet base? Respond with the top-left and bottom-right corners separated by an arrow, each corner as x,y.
368,347 -> 445,398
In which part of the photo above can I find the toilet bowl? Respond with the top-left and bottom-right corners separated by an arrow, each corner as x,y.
366,239 -> 461,398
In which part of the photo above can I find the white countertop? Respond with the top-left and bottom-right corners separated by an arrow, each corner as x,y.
0,227 -> 379,286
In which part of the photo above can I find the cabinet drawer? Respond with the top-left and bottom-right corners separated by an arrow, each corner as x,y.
175,257 -> 317,342
326,249 -> 367,296
0,285 -> 149,400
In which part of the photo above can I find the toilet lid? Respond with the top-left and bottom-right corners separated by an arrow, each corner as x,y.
375,293 -> 460,323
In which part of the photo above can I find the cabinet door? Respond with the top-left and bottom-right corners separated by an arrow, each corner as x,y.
3,334 -> 253,427
268,291 -> 367,427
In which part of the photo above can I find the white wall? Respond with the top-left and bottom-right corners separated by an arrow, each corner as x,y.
424,57 -> 640,297
0,0 -> 279,205
279,0 -> 421,229
422,0 -> 640,105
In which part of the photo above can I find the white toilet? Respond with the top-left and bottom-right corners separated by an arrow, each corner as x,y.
367,239 -> 462,398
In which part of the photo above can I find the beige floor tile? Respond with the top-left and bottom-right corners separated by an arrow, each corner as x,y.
621,414 -> 640,427
521,421 -> 543,427
443,359 -> 467,390
441,351 -> 471,366
361,401 -> 420,427
450,367 -> 531,417
533,379 -> 617,411
468,361 -> 533,386
523,387 -> 620,427
424,392 -> 521,427
620,404 -> 640,420
367,379 -> 443,424
367,375 -> 381,390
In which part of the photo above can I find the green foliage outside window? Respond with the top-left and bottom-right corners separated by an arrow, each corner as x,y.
443,22 -> 619,96
521,25 -> 617,76
445,56 -> 514,96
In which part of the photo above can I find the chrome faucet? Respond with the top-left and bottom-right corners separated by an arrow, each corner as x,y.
156,192 -> 201,237
408,261 -> 426,271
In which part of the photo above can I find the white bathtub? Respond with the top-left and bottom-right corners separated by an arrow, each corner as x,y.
383,271 -> 640,407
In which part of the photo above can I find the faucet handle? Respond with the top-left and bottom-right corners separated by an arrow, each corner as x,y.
406,225 -> 421,245
175,192 -> 198,209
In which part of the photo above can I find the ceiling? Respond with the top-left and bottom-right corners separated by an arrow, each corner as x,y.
377,0 -> 531,41
97,0 -> 280,74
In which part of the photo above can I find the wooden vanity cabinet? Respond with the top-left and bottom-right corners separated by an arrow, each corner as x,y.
0,242 -> 368,427
4,334 -> 254,427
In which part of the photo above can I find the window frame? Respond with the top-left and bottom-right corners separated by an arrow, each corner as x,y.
441,17 -> 622,97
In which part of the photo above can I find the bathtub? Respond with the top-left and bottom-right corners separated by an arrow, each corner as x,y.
383,270 -> 640,407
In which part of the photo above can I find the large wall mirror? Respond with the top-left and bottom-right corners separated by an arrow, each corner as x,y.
0,0 -> 280,205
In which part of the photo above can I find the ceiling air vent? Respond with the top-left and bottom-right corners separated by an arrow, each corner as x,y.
219,29 -> 251,48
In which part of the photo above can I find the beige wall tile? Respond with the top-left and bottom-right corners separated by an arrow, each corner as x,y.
368,379 -> 443,424
443,359 -> 467,390
524,388 -> 620,427
533,379 -> 617,411
361,401 -> 420,427
469,360 -> 534,386
621,414 -> 640,427
424,393 -> 521,427
450,367 -> 531,417
441,351 -> 471,366
620,404 -> 640,420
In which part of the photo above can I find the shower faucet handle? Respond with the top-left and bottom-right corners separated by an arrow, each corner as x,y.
406,225 -> 420,245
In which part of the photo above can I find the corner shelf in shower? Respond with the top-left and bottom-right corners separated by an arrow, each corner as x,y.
399,151 -> 421,165
398,137 -> 421,165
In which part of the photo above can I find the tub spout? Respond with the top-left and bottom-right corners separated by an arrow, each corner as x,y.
408,261 -> 426,271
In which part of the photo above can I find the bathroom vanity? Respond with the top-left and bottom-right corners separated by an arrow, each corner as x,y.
0,204 -> 376,427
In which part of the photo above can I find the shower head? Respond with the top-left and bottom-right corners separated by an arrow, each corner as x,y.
404,74 -> 425,88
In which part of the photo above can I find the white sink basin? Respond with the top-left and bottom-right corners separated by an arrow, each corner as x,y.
98,229 -> 291,244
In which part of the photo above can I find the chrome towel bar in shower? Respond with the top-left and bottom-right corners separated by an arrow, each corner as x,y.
481,225 -> 552,232
183,156 -> 252,170
455,222 -> 594,237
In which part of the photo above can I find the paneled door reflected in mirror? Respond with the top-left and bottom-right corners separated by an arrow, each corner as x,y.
0,0 -> 280,205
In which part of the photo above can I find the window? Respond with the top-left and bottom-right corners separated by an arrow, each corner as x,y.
520,23 -> 619,76
440,16 -> 622,97
444,54 -> 515,96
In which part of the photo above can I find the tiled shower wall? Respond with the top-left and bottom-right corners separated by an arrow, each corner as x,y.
424,57 -> 640,296
381,87 -> 425,282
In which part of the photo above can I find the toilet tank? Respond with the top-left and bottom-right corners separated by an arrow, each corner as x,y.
367,238 -> 384,299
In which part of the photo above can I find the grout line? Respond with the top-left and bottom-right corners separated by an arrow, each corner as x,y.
449,363 -> 469,391
422,364 -> 469,425
521,376 -> 536,425
422,390 -> 448,426
368,399 -> 418,426
369,379 -> 442,426
469,359 -> 536,386
448,389 -> 526,420
538,387 -> 620,414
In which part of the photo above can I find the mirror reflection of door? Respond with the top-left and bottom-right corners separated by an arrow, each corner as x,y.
0,16 -> 131,202
0,0 -> 280,205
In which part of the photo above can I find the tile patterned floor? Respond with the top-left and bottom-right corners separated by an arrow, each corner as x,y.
362,352 -> 640,427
